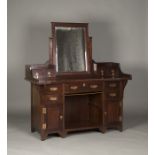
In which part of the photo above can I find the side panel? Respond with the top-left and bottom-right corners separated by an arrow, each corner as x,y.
31,84 -> 41,132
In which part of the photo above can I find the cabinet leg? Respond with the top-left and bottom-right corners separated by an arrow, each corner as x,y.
31,115 -> 35,132
59,131 -> 67,138
31,127 -> 35,133
40,131 -> 48,141
119,124 -> 123,132
99,126 -> 106,133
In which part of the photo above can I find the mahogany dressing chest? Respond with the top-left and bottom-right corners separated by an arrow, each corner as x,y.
25,22 -> 132,140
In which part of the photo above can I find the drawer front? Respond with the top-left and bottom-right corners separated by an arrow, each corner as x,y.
43,84 -> 62,94
105,91 -> 121,100
87,81 -> 103,92
65,81 -> 103,94
45,94 -> 62,105
105,81 -> 120,90
65,83 -> 78,93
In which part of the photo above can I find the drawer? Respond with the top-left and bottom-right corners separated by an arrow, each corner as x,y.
43,84 -> 62,94
86,81 -> 103,92
45,94 -> 62,105
65,82 -> 85,94
105,91 -> 121,100
65,81 -> 103,94
105,81 -> 120,90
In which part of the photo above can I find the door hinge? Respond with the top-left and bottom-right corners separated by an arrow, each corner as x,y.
42,108 -> 46,114
42,123 -> 46,130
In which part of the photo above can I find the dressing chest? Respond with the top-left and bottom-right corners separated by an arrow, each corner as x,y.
25,22 -> 132,140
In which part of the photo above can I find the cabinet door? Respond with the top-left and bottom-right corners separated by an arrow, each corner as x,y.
46,105 -> 63,131
107,101 -> 121,124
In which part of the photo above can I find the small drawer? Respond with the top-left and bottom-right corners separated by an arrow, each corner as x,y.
105,91 -> 121,100
105,81 -> 120,90
43,84 -> 62,94
87,81 -> 103,92
45,95 -> 62,105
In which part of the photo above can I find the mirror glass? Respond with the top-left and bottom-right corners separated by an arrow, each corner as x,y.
55,27 -> 87,72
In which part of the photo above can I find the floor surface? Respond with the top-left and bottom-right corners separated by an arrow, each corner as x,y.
8,113 -> 147,155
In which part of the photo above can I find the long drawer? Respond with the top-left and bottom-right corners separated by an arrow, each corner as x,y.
64,80 -> 103,94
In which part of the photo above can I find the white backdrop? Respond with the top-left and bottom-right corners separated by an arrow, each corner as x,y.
8,0 -> 147,116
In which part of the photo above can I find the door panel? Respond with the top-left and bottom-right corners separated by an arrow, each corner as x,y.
46,105 -> 62,131
107,101 -> 120,124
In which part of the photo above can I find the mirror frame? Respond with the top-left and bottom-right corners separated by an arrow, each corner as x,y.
50,22 -> 92,77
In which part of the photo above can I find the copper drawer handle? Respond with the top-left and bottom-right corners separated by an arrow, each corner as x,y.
34,72 -> 39,79
111,69 -> 115,77
50,87 -> 58,91
70,86 -> 78,90
42,108 -> 46,114
90,85 -> 98,89
59,115 -> 63,120
109,83 -> 117,87
49,97 -> 57,101
83,83 -> 86,87
101,70 -> 104,76
109,93 -> 117,97
47,71 -> 52,77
